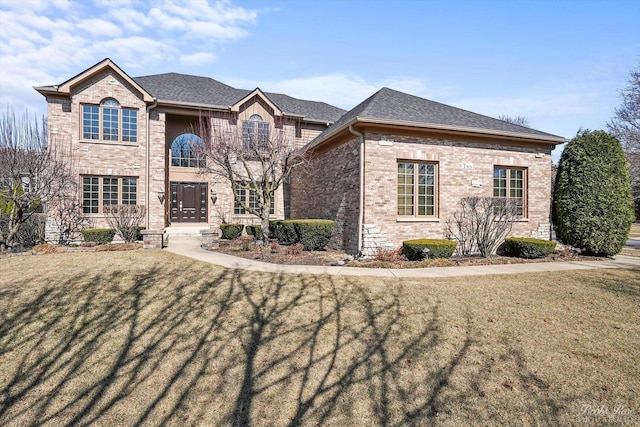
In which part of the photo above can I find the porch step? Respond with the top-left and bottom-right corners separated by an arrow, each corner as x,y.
164,226 -> 210,239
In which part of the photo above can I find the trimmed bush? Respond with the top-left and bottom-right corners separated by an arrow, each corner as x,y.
504,237 -> 556,259
270,220 -> 298,245
402,239 -> 457,261
134,227 -> 145,242
246,224 -> 263,240
82,228 -> 116,245
292,219 -> 334,251
220,223 -> 244,240
553,130 -> 634,256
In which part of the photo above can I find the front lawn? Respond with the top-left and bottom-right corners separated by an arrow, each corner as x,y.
1,251 -> 638,426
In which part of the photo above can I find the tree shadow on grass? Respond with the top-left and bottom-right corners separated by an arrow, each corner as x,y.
0,253 -> 574,426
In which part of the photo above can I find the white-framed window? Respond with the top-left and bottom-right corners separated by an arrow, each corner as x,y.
233,183 -> 275,215
82,176 -> 137,214
82,99 -> 138,143
397,161 -> 438,217
493,167 -> 527,217
242,114 -> 269,150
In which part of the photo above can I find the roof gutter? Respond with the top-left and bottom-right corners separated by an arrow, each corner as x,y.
155,99 -> 229,111
349,124 -> 365,256
309,117 -> 567,153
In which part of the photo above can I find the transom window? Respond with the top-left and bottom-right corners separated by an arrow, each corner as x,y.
397,162 -> 438,217
242,114 -> 269,149
233,183 -> 275,215
82,176 -> 137,214
82,99 -> 138,143
171,133 -> 205,168
493,167 -> 527,216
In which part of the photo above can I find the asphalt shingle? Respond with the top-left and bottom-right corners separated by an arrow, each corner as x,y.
133,73 -> 345,123
315,87 -> 564,141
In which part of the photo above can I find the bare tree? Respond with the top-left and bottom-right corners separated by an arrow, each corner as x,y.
0,109 -> 75,250
47,187 -> 91,245
498,114 -> 530,128
104,205 -> 146,243
607,64 -> 640,209
445,197 -> 520,257
197,112 -> 302,244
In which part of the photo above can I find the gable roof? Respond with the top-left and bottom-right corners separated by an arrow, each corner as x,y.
310,87 -> 566,148
34,58 -> 154,103
133,72 -> 345,123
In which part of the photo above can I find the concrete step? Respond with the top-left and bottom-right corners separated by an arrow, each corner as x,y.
164,226 -> 210,238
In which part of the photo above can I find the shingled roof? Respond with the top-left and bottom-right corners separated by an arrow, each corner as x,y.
133,73 -> 345,123
312,87 -> 565,145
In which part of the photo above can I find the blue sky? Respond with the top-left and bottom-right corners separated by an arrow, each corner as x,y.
1,0 -> 638,162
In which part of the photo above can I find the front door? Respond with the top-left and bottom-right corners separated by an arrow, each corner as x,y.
170,182 -> 208,223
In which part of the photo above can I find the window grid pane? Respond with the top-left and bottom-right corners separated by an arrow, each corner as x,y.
417,164 -> 435,216
122,109 -> 137,142
102,108 -> 119,141
234,184 -> 246,214
249,189 -> 259,212
493,167 -> 526,216
397,163 -> 414,216
83,105 -> 99,140
102,178 -> 118,207
122,178 -> 137,205
493,168 -> 507,198
83,177 -> 99,213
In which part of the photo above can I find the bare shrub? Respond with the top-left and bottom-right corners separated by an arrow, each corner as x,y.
285,243 -> 304,256
446,197 -> 519,257
270,240 -> 281,253
48,191 -> 91,245
238,235 -> 254,251
103,205 -> 146,243
372,246 -> 406,262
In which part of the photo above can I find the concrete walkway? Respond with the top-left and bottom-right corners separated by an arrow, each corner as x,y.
166,237 -> 639,278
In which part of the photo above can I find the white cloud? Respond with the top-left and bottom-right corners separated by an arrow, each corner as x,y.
0,0 -> 259,115
180,52 -> 217,65
75,18 -> 123,38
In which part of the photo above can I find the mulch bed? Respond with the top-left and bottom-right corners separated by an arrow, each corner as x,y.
214,239 -> 610,268
0,242 -> 143,258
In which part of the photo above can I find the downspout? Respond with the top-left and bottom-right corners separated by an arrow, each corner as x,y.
146,98 -> 158,230
349,123 -> 365,256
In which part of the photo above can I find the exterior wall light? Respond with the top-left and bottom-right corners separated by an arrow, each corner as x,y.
158,189 -> 165,204
210,189 -> 217,205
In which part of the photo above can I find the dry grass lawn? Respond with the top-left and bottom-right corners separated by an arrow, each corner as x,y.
1,251 -> 639,426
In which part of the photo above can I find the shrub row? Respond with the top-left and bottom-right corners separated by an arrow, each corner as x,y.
81,228 -> 116,245
402,239 -> 457,260
246,224 -> 263,240
220,223 -> 244,240
222,220 -> 334,251
504,237 -> 556,259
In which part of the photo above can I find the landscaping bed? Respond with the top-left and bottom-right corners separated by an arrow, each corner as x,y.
215,238 -> 609,268
0,242 -> 143,258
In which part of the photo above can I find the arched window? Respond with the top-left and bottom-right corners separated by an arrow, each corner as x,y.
101,99 -> 120,141
171,133 -> 205,168
81,98 -> 137,142
242,114 -> 269,149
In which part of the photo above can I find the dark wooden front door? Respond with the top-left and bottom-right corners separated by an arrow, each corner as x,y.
170,182 -> 207,223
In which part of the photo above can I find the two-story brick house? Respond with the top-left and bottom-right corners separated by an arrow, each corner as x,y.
35,58 -> 566,255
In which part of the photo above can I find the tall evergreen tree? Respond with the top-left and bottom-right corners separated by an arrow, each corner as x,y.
553,129 -> 634,255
